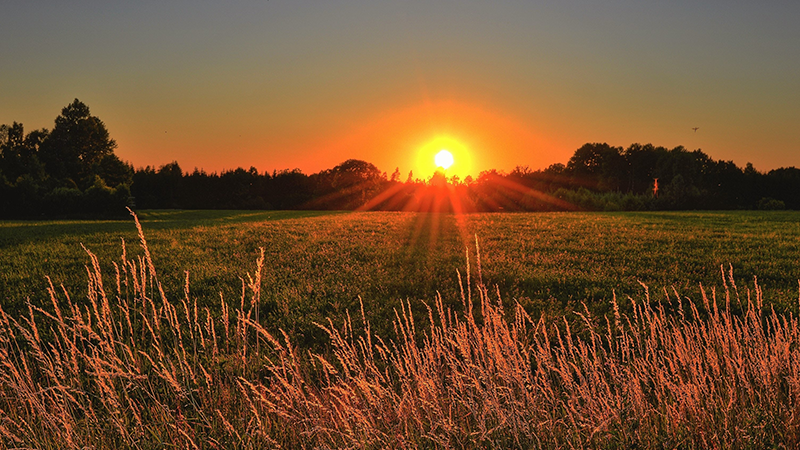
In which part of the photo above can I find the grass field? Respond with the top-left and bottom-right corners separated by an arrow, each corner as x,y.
2,209 -> 800,448
2,210 -> 800,344
2,210 -> 799,307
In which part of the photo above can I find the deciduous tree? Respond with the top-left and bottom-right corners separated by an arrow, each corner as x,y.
39,99 -> 120,189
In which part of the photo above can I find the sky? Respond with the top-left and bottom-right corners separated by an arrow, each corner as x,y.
2,1 -> 799,180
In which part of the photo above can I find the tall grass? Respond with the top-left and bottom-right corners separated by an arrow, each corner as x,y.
1,212 -> 799,449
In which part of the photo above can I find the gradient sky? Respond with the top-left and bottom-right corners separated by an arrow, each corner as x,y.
2,1 -> 799,179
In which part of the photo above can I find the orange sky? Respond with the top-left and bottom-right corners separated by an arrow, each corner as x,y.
284,101 -> 568,180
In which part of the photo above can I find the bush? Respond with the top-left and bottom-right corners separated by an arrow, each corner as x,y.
82,175 -> 131,215
43,187 -> 83,215
758,197 -> 786,210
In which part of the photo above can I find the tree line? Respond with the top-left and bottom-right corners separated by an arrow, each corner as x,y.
2,100 -> 798,218
0,100 -> 132,217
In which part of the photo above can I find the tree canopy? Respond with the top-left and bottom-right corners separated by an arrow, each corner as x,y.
1,99 -> 132,217
38,99 -> 128,190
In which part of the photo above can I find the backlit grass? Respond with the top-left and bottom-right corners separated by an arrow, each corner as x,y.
1,212 -> 799,448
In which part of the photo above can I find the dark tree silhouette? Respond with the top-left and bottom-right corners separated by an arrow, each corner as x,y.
0,122 -> 48,183
123,145 -> 800,213
307,159 -> 385,209
39,99 -> 121,189
567,143 -> 627,191
0,100 -> 133,218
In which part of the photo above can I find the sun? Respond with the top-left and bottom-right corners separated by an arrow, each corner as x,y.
435,150 -> 454,170
415,135 -> 473,180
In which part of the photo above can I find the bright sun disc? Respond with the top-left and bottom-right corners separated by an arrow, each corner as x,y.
435,150 -> 454,170
416,135 -> 472,179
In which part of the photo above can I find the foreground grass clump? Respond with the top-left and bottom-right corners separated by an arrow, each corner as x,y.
2,215 -> 800,449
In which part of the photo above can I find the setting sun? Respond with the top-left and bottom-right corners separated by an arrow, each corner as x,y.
435,150 -> 454,170
415,135 -> 474,180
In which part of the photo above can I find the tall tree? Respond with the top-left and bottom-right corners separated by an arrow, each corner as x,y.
39,99 -> 118,189
567,143 -> 626,191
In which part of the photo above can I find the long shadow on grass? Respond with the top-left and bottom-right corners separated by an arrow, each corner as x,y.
0,210 -> 345,248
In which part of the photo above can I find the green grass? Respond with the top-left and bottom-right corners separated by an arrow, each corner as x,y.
2,210 -> 799,345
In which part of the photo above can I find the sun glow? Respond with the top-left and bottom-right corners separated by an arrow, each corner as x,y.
416,135 -> 473,180
435,150 -> 454,170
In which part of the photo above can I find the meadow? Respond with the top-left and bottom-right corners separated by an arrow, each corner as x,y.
2,210 -> 799,341
2,210 -> 800,448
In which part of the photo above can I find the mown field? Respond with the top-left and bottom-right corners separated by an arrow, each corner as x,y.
2,209 -> 799,344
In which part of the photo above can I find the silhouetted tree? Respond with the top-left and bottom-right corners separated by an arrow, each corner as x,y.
268,169 -> 312,209
766,167 -> 800,209
39,99 -> 121,190
623,143 -> 666,193
0,123 -> 48,184
566,143 -> 627,191
308,159 -> 385,209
